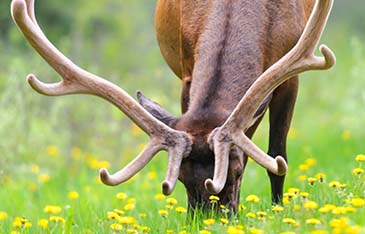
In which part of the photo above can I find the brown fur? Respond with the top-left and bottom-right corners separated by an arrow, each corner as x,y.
150,0 -> 314,211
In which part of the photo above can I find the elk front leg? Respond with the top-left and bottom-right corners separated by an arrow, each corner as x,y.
267,76 -> 299,204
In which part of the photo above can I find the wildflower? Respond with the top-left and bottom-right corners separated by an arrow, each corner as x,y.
298,175 -> 307,181
12,217 -> 32,228
158,209 -> 168,217
283,218 -> 299,227
176,206 -> 187,213
349,198 -> 365,207
227,226 -> 245,234
246,194 -> 259,203
288,188 -> 300,195
306,218 -> 321,225
256,211 -> 267,220
355,154 -> 365,162
300,192 -> 309,199
31,164 -> 40,174
238,205 -> 246,212
47,145 -> 59,157
304,200 -> 318,210
203,218 -> 215,226
279,232 -> 296,234
0,211 -> 8,221
341,130 -> 351,140
338,183 -> 346,189
220,218 -> 229,225
250,227 -> 264,234
209,195 -> 220,202
114,209 -> 125,215
352,168 -> 364,175
307,177 -> 318,185
299,164 -> 309,171
28,183 -> 37,192
38,219 -> 48,229
332,206 -> 346,215
44,205 -> 62,214
329,217 -> 348,229
147,171 -> 157,180
315,173 -> 326,182
49,216 -> 65,224
126,229 -> 138,233
124,203 -> 135,211
167,230 -> 174,234
140,226 -> 151,232
293,204 -> 301,211
344,206 -> 356,213
246,212 -> 256,218
328,181 -> 341,188
272,205 -> 284,212
116,192 -> 128,200
110,223 -> 123,231
165,205 -> 173,210
200,230 -> 211,234
68,191 -> 79,200
118,216 -> 136,225
155,193 -> 165,200
166,197 -> 178,205
305,158 -> 317,166
310,230 -> 327,234
11,230 -> 20,234
319,204 -> 335,213
107,211 -> 120,220
38,173 -> 50,183
139,213 -> 147,218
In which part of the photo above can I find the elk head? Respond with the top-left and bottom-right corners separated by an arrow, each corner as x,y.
11,0 -> 335,211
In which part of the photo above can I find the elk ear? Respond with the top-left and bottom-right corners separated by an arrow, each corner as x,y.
137,91 -> 178,127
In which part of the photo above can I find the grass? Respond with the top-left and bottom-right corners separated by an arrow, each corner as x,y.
1,19 -> 365,234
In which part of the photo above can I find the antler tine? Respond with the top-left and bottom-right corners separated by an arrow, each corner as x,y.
205,0 -> 335,193
11,0 -> 193,194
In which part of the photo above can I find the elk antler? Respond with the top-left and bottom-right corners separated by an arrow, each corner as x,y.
205,0 -> 336,194
11,0 -> 192,195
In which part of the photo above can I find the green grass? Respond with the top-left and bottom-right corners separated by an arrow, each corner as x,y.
1,24 -> 365,234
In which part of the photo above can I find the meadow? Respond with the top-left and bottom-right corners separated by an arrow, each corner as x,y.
1,0 -> 365,233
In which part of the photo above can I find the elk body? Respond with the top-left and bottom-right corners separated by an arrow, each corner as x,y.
11,0 -> 335,212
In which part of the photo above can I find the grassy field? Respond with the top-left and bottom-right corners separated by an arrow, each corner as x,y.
1,3 -> 365,234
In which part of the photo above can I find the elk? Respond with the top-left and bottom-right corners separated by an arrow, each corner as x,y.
11,0 -> 335,211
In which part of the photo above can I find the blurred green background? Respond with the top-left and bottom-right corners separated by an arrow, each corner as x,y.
0,0 -> 364,202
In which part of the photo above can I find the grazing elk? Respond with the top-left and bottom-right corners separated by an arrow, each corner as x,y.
11,0 -> 335,211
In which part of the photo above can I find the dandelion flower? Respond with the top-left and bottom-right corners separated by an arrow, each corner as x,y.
124,203 -> 135,211
250,227 -> 264,234
305,158 -> 317,166
203,218 -> 215,226
355,154 -> 365,162
299,164 -> 309,171
349,198 -> 365,207
246,212 -> 256,218
158,209 -> 168,217
116,192 -> 128,200
0,211 -> 8,221
209,195 -> 220,202
139,213 -> 147,218
110,223 -> 123,231
166,197 -> 178,205
272,205 -> 284,212
352,168 -> 364,175
283,218 -> 299,227
107,211 -> 120,220
300,192 -> 309,199
246,194 -> 259,203
155,193 -> 165,200
305,218 -> 321,225
38,174 -> 50,183
49,216 -> 65,224
288,188 -> 300,195
328,181 -> 341,188
315,173 -> 326,182
227,226 -> 245,234
118,216 -> 136,225
68,191 -> 79,200
176,206 -> 187,213
304,200 -> 318,210
199,230 -> 211,234
44,205 -> 62,214
220,218 -> 229,225
47,145 -> 59,157
307,177 -> 318,185
38,219 -> 48,229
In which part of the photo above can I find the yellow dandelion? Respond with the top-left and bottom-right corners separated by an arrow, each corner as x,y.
288,188 -> 300,194
38,173 -> 50,183
147,171 -> 157,180
28,183 -> 37,192
158,209 -> 168,217
199,230 -> 211,234
310,230 -> 327,234
238,205 -> 246,212
315,173 -> 326,182
110,223 -> 123,231
118,216 -> 136,225
284,192 -> 297,201
179,231 -> 189,234
124,203 -> 135,211
155,193 -> 165,200
176,206 -> 187,213
0,211 -> 8,221
140,226 -> 150,232
299,164 -> 310,171
305,158 -> 317,166
256,211 -> 267,218
114,209 -> 125,215
307,177 -> 318,185
47,145 -> 59,157
31,164 -> 40,174
246,212 -> 256,218
165,205 -> 173,210
352,168 -> 364,175
38,219 -> 48,229
300,192 -> 309,199
272,205 -> 284,212
330,217 -> 348,228
344,206 -> 356,213
11,230 -> 20,234
167,230 -> 174,234
279,232 -> 296,234
250,227 -> 264,234
107,211 -> 120,220
293,204 -> 301,211
283,218 -> 299,227
68,191 -> 79,200
349,198 -> 365,207
304,200 -> 318,210
126,229 -> 138,233
355,154 -> 365,162
203,218 -> 215,226
246,194 -> 259,203
49,216 -> 65,224
12,217 -> 32,228
139,213 -> 147,218
116,192 -> 128,200
220,218 -> 229,225
227,226 -> 245,234
43,205 -> 62,214
306,218 -> 321,225
328,181 -> 341,188
209,195 -> 220,202
332,206 -> 346,215
166,197 -> 178,205
298,175 -> 307,181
